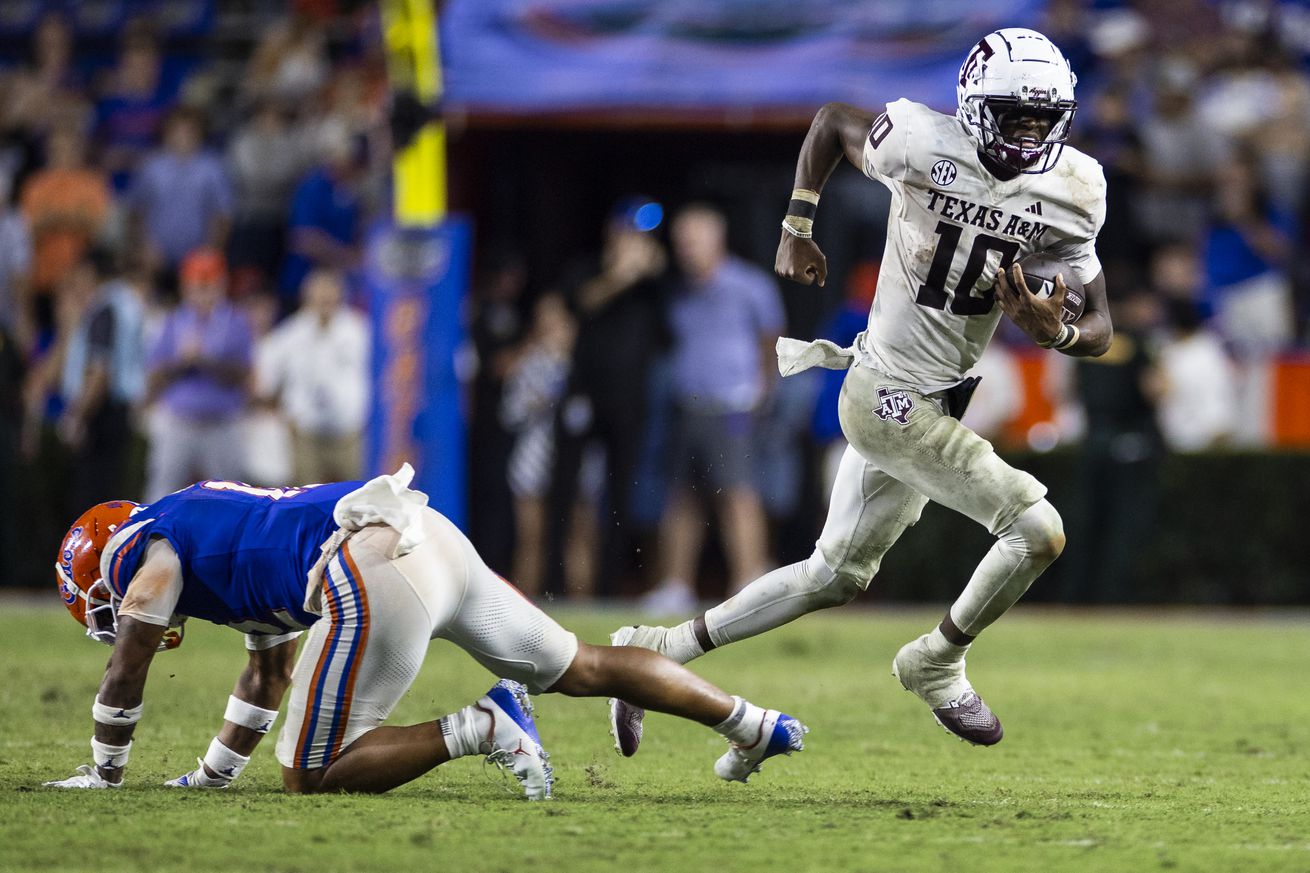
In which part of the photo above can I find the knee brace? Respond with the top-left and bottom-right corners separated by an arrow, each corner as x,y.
800,551 -> 869,608
1003,499 -> 1066,562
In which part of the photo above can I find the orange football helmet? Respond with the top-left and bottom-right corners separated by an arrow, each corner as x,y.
56,501 -> 183,650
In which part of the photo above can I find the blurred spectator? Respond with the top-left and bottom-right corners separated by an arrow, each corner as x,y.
1197,36 -> 1310,214
1157,297 -> 1239,451
1086,9 -> 1151,94
1,13 -> 88,141
1136,60 -> 1228,246
1076,83 -> 1146,279
501,294 -> 576,596
1040,0 -> 1096,84
129,107 -> 234,297
467,244 -> 529,574
227,100 -> 306,287
1151,239 -> 1207,308
544,198 -> 669,599
95,33 -> 178,191
20,128 -> 111,321
256,269 -> 370,484
643,203 -> 784,612
54,250 -> 146,507
245,13 -> 331,105
0,312 -> 24,582
1061,290 -> 1165,604
243,293 -> 293,487
144,248 -> 252,500
278,123 -> 366,308
1203,153 -> 1295,358
0,169 -> 33,352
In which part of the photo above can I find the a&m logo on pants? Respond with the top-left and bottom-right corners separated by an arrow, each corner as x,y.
873,387 -> 914,426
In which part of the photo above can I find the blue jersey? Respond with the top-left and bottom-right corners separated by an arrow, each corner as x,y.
102,481 -> 362,634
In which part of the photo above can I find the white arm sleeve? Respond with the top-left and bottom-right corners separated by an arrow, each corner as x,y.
117,538 -> 184,627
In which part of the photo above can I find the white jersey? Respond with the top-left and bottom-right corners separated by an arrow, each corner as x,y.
856,98 -> 1106,391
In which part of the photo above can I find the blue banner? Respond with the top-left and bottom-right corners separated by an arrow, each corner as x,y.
364,218 -> 472,529
442,0 -> 1045,113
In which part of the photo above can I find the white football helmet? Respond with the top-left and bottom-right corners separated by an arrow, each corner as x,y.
957,28 -> 1078,174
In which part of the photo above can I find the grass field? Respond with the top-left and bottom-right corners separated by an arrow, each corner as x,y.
1,603 -> 1307,873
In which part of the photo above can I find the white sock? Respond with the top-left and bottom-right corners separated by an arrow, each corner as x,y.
922,627 -> 969,662
663,620 -> 706,665
439,703 -> 493,759
713,696 -> 767,746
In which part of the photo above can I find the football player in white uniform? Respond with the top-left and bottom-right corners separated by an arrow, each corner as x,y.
610,28 -> 1112,750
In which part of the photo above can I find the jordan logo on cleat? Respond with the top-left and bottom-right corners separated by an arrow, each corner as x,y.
1024,201 -> 1043,216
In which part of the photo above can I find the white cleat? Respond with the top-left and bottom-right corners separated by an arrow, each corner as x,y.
165,760 -> 231,788
477,680 -> 554,799
43,764 -> 122,789
607,625 -> 669,757
892,634 -> 1003,746
714,711 -> 808,784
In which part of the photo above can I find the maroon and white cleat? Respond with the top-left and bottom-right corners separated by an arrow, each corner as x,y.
609,697 -> 645,757
892,633 -> 1004,746
608,626 -> 647,756
929,692 -> 1003,746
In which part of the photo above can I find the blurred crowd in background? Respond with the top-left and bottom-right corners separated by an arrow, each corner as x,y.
0,0 -> 1307,604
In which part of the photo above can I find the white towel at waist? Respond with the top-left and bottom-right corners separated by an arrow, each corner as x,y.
304,463 -> 431,615
776,336 -> 855,377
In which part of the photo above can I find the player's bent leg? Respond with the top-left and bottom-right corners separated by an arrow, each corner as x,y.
889,500 -> 1063,746
551,642 -> 806,783
890,499 -> 1065,746
277,527 -> 551,798
609,443 -> 925,755
281,680 -> 551,799
837,365 -> 1063,745
953,498 -> 1064,636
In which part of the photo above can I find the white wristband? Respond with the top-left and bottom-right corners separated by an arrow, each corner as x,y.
780,218 -> 813,239
91,737 -> 132,769
1053,322 -> 1080,351
93,695 -> 143,726
201,737 -> 250,783
224,696 -> 279,734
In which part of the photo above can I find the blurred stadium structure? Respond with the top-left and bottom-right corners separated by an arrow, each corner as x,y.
1,0 -> 1306,603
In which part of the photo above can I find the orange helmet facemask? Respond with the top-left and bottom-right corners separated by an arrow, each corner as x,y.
56,501 -> 184,651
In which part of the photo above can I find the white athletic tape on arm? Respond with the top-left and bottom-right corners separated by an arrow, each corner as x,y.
91,737 -> 132,769
92,696 -> 143,726
224,696 -> 279,734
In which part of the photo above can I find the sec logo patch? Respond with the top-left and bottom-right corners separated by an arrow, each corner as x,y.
931,159 -> 957,186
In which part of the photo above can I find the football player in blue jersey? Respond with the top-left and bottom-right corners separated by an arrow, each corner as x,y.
44,466 -> 807,797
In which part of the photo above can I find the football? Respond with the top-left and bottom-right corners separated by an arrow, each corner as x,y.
1016,252 -> 1085,324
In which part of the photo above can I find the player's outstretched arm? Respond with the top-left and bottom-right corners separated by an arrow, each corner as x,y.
45,615 -> 166,788
166,636 -> 298,788
777,102 -> 881,287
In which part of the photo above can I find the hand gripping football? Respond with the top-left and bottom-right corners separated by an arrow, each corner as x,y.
1017,252 -> 1084,324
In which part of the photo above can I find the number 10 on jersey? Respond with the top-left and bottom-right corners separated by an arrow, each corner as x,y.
916,221 -> 1020,316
